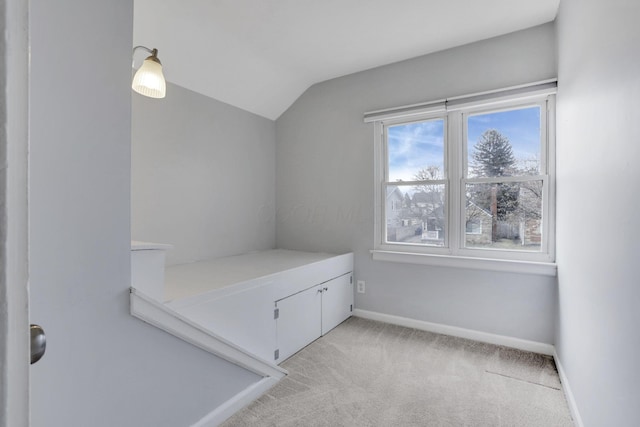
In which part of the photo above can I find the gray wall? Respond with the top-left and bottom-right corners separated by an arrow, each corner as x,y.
276,23 -> 558,344
555,0 -> 640,425
131,83 -> 275,264
29,1 -> 260,426
132,83 -> 276,265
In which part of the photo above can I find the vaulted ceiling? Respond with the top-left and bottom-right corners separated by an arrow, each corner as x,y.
133,0 -> 559,120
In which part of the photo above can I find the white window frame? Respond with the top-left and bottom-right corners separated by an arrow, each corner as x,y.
367,81 -> 557,276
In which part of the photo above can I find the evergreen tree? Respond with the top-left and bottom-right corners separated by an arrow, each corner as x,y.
469,130 -> 519,241
470,129 -> 516,177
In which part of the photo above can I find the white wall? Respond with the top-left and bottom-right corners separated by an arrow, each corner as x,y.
276,23 -> 558,344
555,0 -> 640,425
29,1 -> 260,426
132,83 -> 275,265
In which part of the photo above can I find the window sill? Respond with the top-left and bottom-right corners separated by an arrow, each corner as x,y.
370,250 -> 557,276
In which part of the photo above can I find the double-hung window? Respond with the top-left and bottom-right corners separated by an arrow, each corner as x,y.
367,81 -> 556,275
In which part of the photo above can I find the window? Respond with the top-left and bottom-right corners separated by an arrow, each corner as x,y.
466,216 -> 483,235
367,82 -> 556,274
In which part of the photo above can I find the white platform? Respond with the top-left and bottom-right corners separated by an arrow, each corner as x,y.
163,249 -> 344,301
163,249 -> 354,363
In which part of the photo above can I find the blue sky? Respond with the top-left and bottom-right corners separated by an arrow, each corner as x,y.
467,106 -> 541,168
387,119 -> 444,182
388,106 -> 541,181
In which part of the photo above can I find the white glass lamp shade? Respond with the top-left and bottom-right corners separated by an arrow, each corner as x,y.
132,57 -> 166,99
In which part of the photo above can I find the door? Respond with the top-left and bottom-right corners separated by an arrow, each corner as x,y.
1,0 -> 30,425
275,285 -> 322,363
321,274 -> 354,334
28,1 -> 135,426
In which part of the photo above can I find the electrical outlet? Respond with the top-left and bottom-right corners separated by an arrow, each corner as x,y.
357,280 -> 366,293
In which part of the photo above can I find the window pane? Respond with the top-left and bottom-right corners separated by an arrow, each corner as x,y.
385,184 -> 445,246
465,181 -> 543,251
467,107 -> 541,178
387,119 -> 444,182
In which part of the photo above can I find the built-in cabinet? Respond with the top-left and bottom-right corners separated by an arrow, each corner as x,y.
275,273 -> 353,362
320,274 -> 354,333
161,250 -> 354,364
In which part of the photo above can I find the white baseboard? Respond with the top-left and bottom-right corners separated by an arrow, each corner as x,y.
191,376 -> 280,427
553,349 -> 584,427
353,309 -> 555,356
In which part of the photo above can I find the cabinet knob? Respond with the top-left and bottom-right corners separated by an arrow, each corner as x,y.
323,287 -> 328,292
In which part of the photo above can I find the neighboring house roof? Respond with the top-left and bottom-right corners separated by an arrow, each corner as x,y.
412,191 -> 441,205
466,200 -> 492,217
386,186 -> 404,201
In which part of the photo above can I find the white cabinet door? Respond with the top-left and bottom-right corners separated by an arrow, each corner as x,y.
275,285 -> 322,362
321,274 -> 354,334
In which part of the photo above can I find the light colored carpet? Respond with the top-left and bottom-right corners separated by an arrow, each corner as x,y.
222,317 -> 573,426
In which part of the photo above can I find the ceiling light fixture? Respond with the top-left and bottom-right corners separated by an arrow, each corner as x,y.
132,45 -> 166,99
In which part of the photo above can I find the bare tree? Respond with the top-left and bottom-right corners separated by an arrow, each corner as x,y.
412,166 -> 445,238
515,159 -> 542,221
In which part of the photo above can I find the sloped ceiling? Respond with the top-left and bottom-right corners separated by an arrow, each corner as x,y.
133,0 -> 559,120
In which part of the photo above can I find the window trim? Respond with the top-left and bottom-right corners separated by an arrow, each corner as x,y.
369,81 -> 557,275
369,249 -> 557,276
